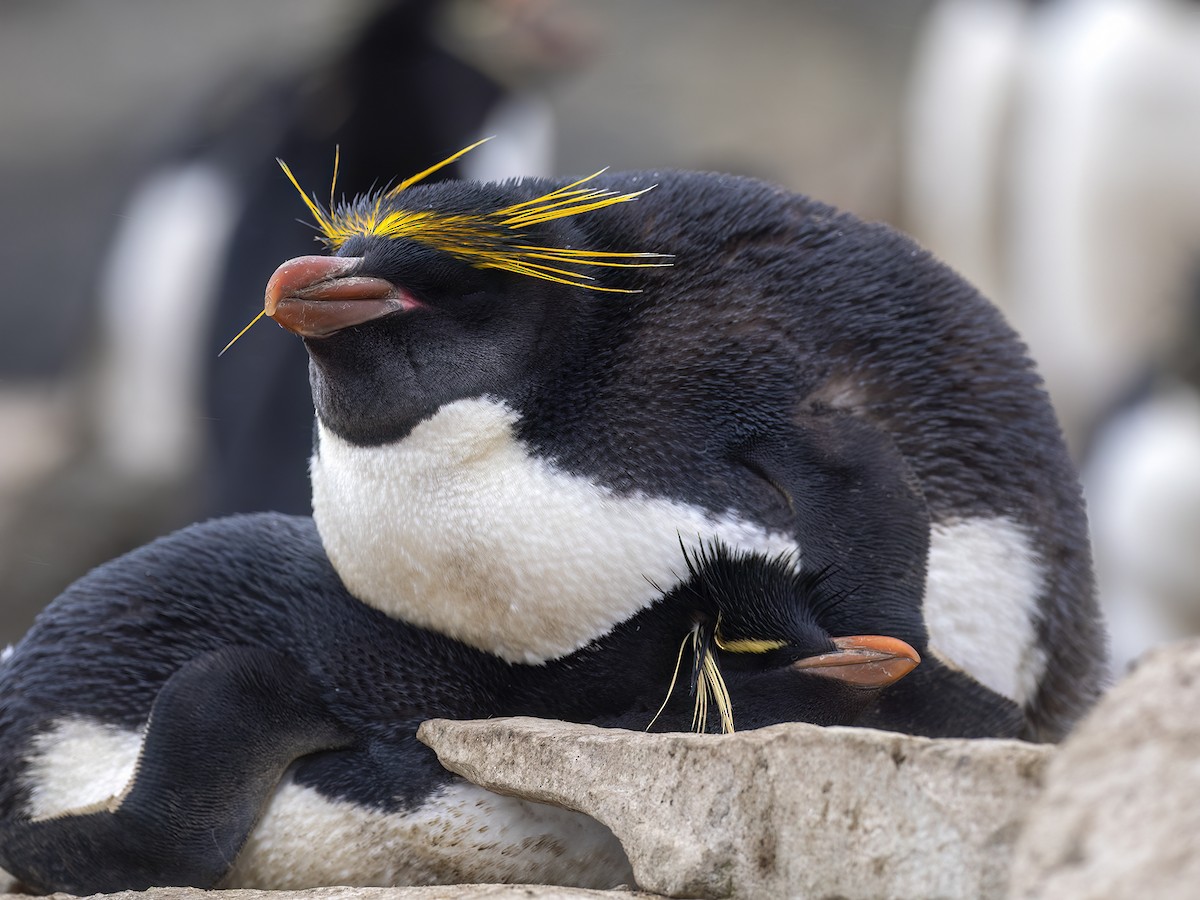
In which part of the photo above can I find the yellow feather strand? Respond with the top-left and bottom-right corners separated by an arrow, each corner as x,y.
496,170 -> 606,210
646,630 -> 694,733
645,625 -> 737,735
516,249 -> 673,268
388,136 -> 494,196
329,145 -> 340,212
713,614 -> 788,655
703,649 -> 736,734
678,623 -> 736,735
692,634 -> 709,733
282,140 -> 671,286
487,262 -> 591,283
500,190 -> 654,229
499,260 -> 594,280
221,142 -> 671,353
499,191 -> 634,226
278,159 -> 332,235
514,246 -> 666,258
479,265 -> 642,293
498,190 -> 616,224
218,309 -> 266,357
494,171 -> 611,217
497,189 -> 621,225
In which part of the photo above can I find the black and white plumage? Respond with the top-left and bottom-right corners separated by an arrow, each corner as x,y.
0,161 -> 1107,893
0,513 -> 920,893
263,164 -> 1105,742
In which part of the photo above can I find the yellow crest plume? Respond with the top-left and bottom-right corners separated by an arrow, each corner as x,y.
219,139 -> 672,355
280,137 -> 672,292
646,623 -> 737,735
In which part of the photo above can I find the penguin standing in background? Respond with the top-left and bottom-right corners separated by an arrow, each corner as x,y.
0,512 -> 922,893
253,146 -> 1106,742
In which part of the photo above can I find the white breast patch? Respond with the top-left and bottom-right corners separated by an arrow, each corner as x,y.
922,515 -> 1049,705
311,397 -> 799,663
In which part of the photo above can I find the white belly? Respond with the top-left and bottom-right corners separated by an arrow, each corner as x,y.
224,775 -> 633,889
311,397 -> 799,663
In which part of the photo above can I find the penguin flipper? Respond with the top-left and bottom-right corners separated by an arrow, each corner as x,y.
733,410 -> 931,635
1,645 -> 353,894
735,414 -> 1030,738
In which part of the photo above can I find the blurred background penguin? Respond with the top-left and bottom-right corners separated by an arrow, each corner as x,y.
906,0 -> 1200,672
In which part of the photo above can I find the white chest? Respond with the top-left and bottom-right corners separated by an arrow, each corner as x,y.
310,397 -> 799,663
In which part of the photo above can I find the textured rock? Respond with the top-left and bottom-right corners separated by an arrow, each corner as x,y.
1008,639 -> 1200,900
0,888 -> 648,900
419,717 -> 1051,900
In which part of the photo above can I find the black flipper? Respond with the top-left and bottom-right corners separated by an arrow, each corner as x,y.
1,645 -> 354,894
735,414 -> 1028,738
732,410 -> 931,640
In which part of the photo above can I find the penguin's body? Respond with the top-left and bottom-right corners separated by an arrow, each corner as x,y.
0,161 -> 1103,893
0,512 -> 924,893
266,165 -> 1104,741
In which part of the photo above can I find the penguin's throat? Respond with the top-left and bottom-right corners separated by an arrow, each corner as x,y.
309,397 -> 800,663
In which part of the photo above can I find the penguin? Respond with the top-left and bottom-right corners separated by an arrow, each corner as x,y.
249,147 -> 1107,742
0,512 -> 922,894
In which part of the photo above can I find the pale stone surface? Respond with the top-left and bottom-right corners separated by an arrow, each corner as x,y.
419,717 -> 1052,900
0,887 -> 648,900
1008,638 -> 1200,900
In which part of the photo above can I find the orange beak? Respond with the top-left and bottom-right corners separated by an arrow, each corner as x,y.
265,255 -> 422,338
791,635 -> 921,688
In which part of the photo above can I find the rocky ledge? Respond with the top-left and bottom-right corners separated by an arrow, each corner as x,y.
421,718 -> 1047,899
4,639 -> 1198,900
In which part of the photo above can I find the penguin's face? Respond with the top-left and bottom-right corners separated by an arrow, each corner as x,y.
257,158 -> 667,445
646,543 -> 921,733
265,238 -> 570,445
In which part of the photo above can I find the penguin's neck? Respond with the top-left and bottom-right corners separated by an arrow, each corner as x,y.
310,396 -> 799,663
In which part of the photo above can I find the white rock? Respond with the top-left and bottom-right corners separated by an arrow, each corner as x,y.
1008,638 -> 1200,900
419,717 -> 1051,899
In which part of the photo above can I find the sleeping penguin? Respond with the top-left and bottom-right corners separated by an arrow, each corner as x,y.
0,512 -> 922,894
247,143 -> 1106,742
0,149 -> 1102,892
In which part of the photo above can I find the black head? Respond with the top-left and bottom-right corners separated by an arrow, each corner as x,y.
254,147 -> 670,445
526,541 -> 920,734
